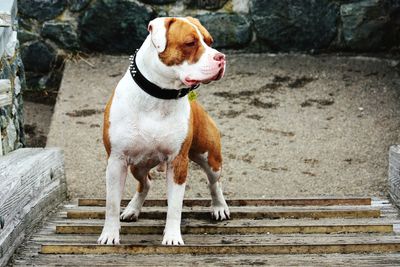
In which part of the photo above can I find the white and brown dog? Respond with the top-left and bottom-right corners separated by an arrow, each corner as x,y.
98,17 -> 229,246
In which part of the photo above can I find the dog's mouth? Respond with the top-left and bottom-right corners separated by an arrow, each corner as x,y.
184,68 -> 225,86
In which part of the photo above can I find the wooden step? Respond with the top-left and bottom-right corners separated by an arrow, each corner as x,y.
12,252 -> 400,266
78,197 -> 372,207
32,232 -> 400,244
40,243 -> 400,255
9,197 -> 400,265
66,206 -> 381,220
48,217 -> 400,227
55,223 -> 393,235
40,233 -> 400,254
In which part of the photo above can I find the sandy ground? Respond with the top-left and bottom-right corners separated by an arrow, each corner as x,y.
43,53 -> 400,199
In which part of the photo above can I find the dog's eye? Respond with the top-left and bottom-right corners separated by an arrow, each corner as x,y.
185,41 -> 196,47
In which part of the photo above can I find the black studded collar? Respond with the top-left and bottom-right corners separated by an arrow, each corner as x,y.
129,49 -> 199,100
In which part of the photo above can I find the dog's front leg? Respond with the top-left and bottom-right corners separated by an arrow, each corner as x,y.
162,159 -> 187,245
98,156 -> 127,245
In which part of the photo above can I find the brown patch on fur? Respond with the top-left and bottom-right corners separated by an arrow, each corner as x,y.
103,89 -> 115,157
189,101 -> 222,172
159,17 -> 208,66
173,100 -> 223,184
173,111 -> 194,185
172,101 -> 222,184
185,17 -> 213,46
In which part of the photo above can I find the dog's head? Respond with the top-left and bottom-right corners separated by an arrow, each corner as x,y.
147,17 -> 226,87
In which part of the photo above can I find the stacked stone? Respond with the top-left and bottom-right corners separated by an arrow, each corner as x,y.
17,0 -> 400,91
0,0 -> 25,155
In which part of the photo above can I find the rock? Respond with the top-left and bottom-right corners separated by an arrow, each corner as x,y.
14,77 -> 21,96
0,40 -> 26,153
140,0 -> 176,4
42,21 -> 80,50
17,29 -> 40,44
250,0 -> 339,51
233,0 -> 249,13
197,13 -> 251,48
20,41 -> 56,73
69,0 -> 91,12
79,0 -> 155,53
186,0 -> 228,10
18,0 -> 68,22
340,0 -> 400,51
6,118 -> 17,150
5,31 -> 18,58
0,57 -> 12,80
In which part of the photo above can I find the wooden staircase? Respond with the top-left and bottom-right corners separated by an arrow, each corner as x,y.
9,197 -> 400,266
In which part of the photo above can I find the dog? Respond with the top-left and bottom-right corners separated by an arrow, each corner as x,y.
98,17 -> 229,246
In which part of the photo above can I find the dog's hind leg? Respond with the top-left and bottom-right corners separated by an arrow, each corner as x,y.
190,151 -> 230,221
189,101 -> 230,220
120,165 -> 152,222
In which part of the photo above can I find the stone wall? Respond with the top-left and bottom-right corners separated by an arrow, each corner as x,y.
17,0 -> 400,91
0,0 -> 25,155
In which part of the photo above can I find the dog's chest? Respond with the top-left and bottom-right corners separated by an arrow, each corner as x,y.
108,78 -> 190,165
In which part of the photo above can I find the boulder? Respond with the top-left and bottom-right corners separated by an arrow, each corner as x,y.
20,41 -> 56,74
79,0 -> 155,53
17,29 -> 39,44
18,0 -> 68,22
197,13 -> 251,48
185,0 -> 228,10
340,0 -> 400,51
69,0 -> 91,12
250,0 -> 339,51
140,0 -> 177,4
42,21 -> 80,51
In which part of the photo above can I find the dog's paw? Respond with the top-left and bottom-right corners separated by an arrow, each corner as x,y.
162,232 -> 184,246
120,206 -> 140,222
97,224 -> 120,245
211,204 -> 230,221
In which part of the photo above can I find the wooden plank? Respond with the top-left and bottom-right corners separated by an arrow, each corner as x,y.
78,197 -> 372,207
0,148 -> 66,267
55,223 -> 393,235
40,243 -> 400,255
66,209 -> 381,220
11,252 -> 400,266
30,233 -> 400,245
0,148 -> 65,220
50,217 -> 400,228
0,131 -> 3,156
0,181 -> 66,267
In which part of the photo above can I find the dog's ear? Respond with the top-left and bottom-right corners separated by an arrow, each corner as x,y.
148,17 -> 175,53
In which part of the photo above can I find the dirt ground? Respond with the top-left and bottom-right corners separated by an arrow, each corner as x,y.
23,101 -> 53,147
39,53 -> 400,199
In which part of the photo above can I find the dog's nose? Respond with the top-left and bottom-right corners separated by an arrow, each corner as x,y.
213,53 -> 225,62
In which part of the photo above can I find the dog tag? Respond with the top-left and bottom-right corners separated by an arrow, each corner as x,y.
188,91 -> 198,101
